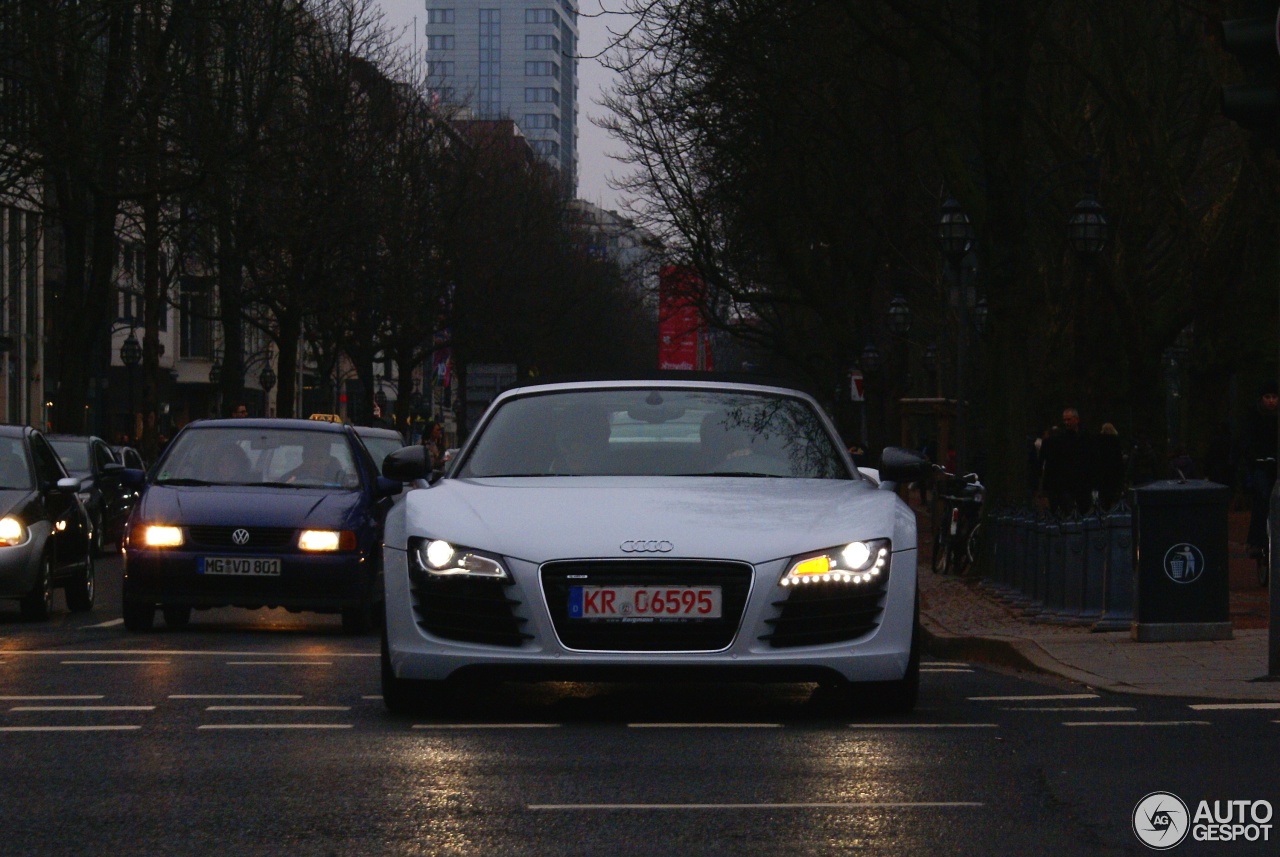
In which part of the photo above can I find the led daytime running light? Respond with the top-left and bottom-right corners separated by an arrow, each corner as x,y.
415,540 -> 508,579
780,541 -> 890,587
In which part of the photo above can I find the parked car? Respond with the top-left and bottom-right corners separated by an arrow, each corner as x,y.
120,418 -> 403,633
112,445 -> 147,471
0,425 -> 96,619
379,377 -> 927,715
47,434 -> 140,554
353,425 -> 406,472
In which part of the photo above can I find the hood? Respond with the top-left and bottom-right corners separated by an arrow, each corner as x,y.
136,484 -> 363,529
403,477 -> 900,565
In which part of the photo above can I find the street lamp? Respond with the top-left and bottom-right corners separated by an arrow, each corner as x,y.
860,340 -> 883,372
938,198 -> 975,471
887,293 -> 912,336
1067,194 -> 1108,256
120,330 -> 142,442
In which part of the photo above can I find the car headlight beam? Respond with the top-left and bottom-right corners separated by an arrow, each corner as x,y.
780,538 -> 891,587
298,530 -> 356,552
415,539 -> 508,580
141,525 -> 184,548
0,516 -> 26,547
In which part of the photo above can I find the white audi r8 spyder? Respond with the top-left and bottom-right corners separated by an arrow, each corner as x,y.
380,378 -> 927,714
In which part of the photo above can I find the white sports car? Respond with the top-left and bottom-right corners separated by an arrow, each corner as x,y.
380,378 -> 926,714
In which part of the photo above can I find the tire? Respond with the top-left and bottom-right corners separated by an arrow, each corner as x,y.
64,548 -> 95,613
162,604 -> 192,628
20,556 -> 53,621
965,521 -> 983,569
341,601 -> 374,635
381,624 -> 436,715
122,601 -> 156,632
932,526 -> 950,575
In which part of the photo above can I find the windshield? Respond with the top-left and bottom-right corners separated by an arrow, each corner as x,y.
49,439 -> 90,472
456,388 -> 851,479
155,426 -> 361,489
0,437 -> 32,490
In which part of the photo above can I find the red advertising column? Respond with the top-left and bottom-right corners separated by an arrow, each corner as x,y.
658,266 -> 708,370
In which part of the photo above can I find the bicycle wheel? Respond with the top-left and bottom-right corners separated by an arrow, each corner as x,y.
965,521 -> 983,571
932,523 -> 950,575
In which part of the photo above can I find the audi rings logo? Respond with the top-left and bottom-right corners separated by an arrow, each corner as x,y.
231,528 -> 251,546
1133,792 -> 1190,850
620,540 -> 673,553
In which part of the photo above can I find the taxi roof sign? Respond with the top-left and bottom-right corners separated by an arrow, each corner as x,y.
308,413 -> 345,423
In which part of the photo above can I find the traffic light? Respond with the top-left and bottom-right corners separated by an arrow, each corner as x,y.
1221,2 -> 1280,142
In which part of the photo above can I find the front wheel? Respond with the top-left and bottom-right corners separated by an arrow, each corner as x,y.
20,556 -> 53,621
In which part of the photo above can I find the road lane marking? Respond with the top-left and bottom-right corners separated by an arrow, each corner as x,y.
628,723 -> 781,729
524,808 -> 983,813
1189,703 -> 1280,711
412,724 -> 561,730
225,665 -> 335,670
10,706 -> 155,712
1001,707 -> 1136,712
0,725 -> 142,733
362,695 -> 383,700
61,665 -> 170,670
0,695 -> 105,701
848,723 -> 998,729
80,619 -> 124,629
1063,721 -> 1211,727
205,705 -> 350,712
920,668 -> 974,673
170,694 -> 303,700
197,724 -> 353,731
969,694 -> 1098,701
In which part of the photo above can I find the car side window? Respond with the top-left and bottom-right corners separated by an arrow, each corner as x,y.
93,441 -> 115,471
31,435 -> 66,485
126,450 -> 144,470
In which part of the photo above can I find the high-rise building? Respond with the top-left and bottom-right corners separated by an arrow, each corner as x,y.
423,0 -> 578,195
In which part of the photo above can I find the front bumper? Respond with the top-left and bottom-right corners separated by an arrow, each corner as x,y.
383,546 -> 918,684
122,548 -> 377,611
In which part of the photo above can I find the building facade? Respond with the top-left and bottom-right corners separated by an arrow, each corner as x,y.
423,0 -> 579,195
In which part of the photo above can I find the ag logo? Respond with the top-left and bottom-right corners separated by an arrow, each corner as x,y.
231,528 -> 251,546
1133,791 -> 1189,850
1162,544 -> 1204,584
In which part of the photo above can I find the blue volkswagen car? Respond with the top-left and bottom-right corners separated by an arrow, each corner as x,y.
121,418 -> 401,633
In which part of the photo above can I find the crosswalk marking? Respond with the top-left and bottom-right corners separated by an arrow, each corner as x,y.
0,725 -> 142,733
1189,703 -> 1280,711
1063,721 -> 1211,727
969,694 -> 1098,702
10,706 -> 155,712
205,705 -> 350,712
198,724 -> 352,731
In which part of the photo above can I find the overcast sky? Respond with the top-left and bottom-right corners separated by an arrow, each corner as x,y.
375,0 -> 628,212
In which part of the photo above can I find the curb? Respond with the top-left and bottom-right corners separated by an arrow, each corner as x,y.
920,617 -> 1121,692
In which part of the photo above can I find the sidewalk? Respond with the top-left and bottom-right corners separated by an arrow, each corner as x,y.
917,507 -> 1280,701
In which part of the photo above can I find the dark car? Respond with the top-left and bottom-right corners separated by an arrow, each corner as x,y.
120,418 -> 402,633
0,425 -> 96,619
353,425 -> 406,472
48,434 -> 139,554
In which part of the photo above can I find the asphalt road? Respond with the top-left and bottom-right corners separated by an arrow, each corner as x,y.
1,555 -> 1277,856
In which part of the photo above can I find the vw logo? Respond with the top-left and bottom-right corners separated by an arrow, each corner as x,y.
620,540 -> 673,553
231,528 -> 251,546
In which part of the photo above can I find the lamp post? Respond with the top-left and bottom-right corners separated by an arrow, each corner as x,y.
119,329 -> 142,442
938,198 -> 975,470
259,351 -> 276,416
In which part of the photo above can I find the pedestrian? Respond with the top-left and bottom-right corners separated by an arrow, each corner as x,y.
1239,380 -> 1278,561
1039,406 -> 1092,515
370,402 -> 394,430
229,402 -> 249,418
1093,422 -> 1126,510
420,419 -> 444,469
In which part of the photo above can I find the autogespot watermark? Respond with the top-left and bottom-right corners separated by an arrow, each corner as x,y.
1133,792 -> 1273,850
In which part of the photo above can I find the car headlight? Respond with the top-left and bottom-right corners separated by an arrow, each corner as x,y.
414,539 -> 508,580
0,516 -> 26,547
298,529 -> 356,551
780,538 -> 891,587
140,525 -> 184,548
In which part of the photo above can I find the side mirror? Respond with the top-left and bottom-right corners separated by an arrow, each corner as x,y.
120,468 -> 146,487
383,445 -> 431,482
55,476 -> 82,493
879,446 -> 928,484
374,475 -> 403,498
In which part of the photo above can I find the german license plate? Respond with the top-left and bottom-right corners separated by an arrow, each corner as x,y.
199,556 -> 281,577
568,586 -> 721,619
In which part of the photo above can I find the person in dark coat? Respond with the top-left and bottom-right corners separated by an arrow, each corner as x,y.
1240,380 -> 1279,559
1093,423 -> 1126,510
1039,407 -> 1092,515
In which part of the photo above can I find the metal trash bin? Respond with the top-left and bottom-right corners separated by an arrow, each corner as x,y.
1131,480 -> 1232,642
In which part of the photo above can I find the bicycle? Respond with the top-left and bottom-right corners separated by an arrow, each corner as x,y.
930,468 -> 984,576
